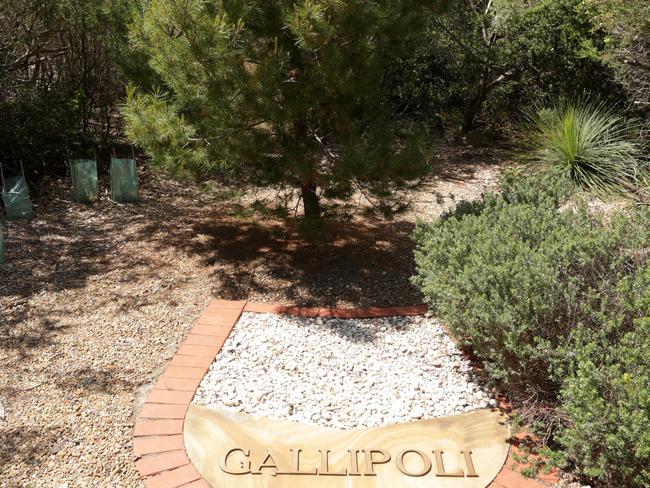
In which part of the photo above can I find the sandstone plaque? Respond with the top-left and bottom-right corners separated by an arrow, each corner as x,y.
185,405 -> 510,488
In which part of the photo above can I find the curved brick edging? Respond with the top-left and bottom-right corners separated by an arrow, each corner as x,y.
132,300 -> 555,488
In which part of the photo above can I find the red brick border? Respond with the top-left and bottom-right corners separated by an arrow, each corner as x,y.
132,300 -> 555,488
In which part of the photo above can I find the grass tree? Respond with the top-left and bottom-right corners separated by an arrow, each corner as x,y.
124,0 -> 441,220
519,98 -> 648,197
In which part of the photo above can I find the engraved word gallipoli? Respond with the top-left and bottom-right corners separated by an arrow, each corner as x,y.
220,447 -> 480,478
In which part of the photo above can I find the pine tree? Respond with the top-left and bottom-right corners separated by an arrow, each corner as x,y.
124,0 -> 441,219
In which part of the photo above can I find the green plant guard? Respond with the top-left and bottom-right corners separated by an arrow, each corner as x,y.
110,158 -> 139,202
1,175 -> 33,220
69,159 -> 98,203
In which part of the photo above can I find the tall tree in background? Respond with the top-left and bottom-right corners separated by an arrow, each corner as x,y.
390,0 -> 619,133
124,0 -> 441,220
586,0 -> 650,134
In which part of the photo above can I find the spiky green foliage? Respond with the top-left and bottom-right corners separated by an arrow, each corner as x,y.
519,99 -> 647,196
123,0 -> 440,218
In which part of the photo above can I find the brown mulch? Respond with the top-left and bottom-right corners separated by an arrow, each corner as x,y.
0,144 -> 506,487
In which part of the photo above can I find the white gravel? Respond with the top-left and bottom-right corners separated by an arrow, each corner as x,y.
193,313 -> 495,429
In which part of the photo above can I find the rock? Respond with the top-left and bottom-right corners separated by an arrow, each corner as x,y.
193,313 -> 494,429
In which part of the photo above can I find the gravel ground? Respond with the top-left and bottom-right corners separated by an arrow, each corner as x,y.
0,145 -> 505,487
194,313 -> 495,429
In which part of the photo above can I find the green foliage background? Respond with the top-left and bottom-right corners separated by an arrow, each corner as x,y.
391,0 -> 625,132
0,0 -> 145,182
1,0 -> 646,187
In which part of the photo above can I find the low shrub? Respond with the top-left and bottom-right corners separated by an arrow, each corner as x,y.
559,315 -> 650,487
413,175 -> 648,392
412,174 -> 650,486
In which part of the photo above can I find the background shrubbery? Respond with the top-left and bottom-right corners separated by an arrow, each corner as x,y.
1,0 -> 648,189
390,0 -> 626,133
0,0 -> 148,185
412,174 -> 650,486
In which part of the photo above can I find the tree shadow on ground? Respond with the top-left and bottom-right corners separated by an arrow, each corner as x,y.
434,144 -> 509,181
137,212 -> 421,308
0,185 -> 158,302
0,314 -> 71,357
54,367 -> 137,394
0,177 -> 180,356
1,150 -> 504,355
0,426 -> 69,470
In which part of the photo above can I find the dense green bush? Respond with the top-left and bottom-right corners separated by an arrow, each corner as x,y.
124,0 -> 440,220
412,175 -> 650,485
413,175 -> 648,390
559,314 -> 650,487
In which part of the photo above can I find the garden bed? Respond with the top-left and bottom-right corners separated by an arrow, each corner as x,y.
193,313 -> 495,429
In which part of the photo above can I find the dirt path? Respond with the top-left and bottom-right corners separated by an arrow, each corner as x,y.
0,145 -> 505,487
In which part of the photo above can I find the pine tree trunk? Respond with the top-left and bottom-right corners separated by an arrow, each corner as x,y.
301,184 -> 321,220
